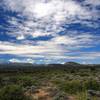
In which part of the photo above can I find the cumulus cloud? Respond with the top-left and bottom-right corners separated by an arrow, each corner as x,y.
0,33 -> 99,57
16,35 -> 25,40
0,41 -> 63,56
38,33 -> 99,47
9,58 -> 35,63
3,0 -> 87,18
1,0 -> 93,39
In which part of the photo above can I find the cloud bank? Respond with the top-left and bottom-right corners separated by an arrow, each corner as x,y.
0,0 -> 100,64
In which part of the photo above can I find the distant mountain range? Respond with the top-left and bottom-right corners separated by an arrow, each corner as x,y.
0,62 -> 99,72
0,61 -> 99,68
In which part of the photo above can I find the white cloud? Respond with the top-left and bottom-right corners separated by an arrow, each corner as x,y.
84,0 -> 100,6
9,58 -> 21,63
32,31 -> 52,38
0,0 -> 100,64
16,35 -> 25,40
9,58 -> 35,63
0,37 -> 100,64
2,0 -> 92,39
0,33 -> 99,57
0,41 -> 63,56
3,0 -> 86,18
33,2 -> 53,18
51,36 -> 77,45
39,33 -> 98,46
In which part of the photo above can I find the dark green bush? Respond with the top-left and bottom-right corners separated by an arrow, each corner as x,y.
52,80 -> 82,93
59,80 -> 83,94
0,85 -> 31,100
53,79 -> 100,94
17,76 -> 38,87
84,79 -> 100,90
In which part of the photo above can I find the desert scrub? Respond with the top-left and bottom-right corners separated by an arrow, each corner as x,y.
52,79 -> 100,94
59,80 -> 84,94
75,91 -> 99,100
0,85 -> 32,100
16,76 -> 39,87
84,79 -> 100,91
52,80 -> 83,94
75,91 -> 88,100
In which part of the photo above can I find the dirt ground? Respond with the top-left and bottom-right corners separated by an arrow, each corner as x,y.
25,85 -> 75,100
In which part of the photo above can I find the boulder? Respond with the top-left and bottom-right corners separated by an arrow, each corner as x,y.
88,90 -> 100,97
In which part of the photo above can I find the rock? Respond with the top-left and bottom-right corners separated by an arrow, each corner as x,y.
53,92 -> 71,100
88,90 -> 100,97
30,85 -> 38,93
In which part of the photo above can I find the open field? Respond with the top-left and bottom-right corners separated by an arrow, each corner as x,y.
0,63 -> 100,100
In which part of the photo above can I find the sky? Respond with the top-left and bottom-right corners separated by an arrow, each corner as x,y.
0,0 -> 100,64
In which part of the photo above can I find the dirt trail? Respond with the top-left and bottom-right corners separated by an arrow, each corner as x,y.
25,84 -> 75,100
31,88 -> 52,100
25,86 -> 53,100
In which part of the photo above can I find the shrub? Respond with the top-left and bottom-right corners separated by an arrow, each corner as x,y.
59,80 -> 83,94
84,79 -> 100,90
17,76 -> 38,87
52,80 -> 83,94
0,85 -> 31,100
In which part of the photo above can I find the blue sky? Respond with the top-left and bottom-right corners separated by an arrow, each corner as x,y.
0,0 -> 100,64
